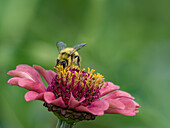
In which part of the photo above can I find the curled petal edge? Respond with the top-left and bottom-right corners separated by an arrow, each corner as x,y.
100,82 -> 120,97
44,92 -> 67,108
24,91 -> 45,101
75,99 -> 109,115
104,98 -> 140,116
103,90 -> 135,100
18,78 -> 46,93
7,64 -> 46,88
8,77 -> 46,93
68,93 -> 85,108
33,65 -> 56,85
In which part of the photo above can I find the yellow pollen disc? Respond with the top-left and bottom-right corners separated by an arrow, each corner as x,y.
54,64 -> 105,88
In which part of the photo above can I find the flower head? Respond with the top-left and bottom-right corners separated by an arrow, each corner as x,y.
8,64 -> 140,124
48,65 -> 105,106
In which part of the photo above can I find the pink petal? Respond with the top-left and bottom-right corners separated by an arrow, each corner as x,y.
16,65 -> 43,84
18,78 -> 46,93
44,92 -> 55,101
44,92 -> 66,108
114,98 -> 137,116
75,99 -> 109,115
8,65 -> 45,88
103,90 -> 134,100
100,82 -> 120,97
75,106 -> 91,114
104,107 -> 120,114
8,77 -> 20,85
114,109 -> 137,116
132,100 -> 141,107
104,98 -> 139,116
119,98 -> 136,111
24,91 -> 44,101
8,70 -> 34,81
68,93 -> 81,108
106,99 -> 125,109
33,65 -> 56,85
135,108 -> 139,113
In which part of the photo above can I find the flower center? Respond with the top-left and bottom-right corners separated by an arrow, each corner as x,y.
47,65 -> 105,106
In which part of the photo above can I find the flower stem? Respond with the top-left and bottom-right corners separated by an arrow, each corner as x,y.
56,119 -> 62,128
56,119 -> 73,128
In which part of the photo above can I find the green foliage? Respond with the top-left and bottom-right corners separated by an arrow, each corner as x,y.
0,0 -> 170,128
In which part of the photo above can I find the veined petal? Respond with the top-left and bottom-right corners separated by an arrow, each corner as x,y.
24,91 -> 44,101
103,90 -> 134,100
33,65 -> 56,85
7,64 -> 45,88
8,70 -> 34,81
8,77 -> 46,93
16,65 -> 43,84
18,78 -> 46,93
114,109 -> 137,116
104,107 -> 120,114
100,82 -> 120,97
75,99 -> 109,115
106,99 -> 125,109
105,98 -> 138,116
44,92 -> 66,108
118,98 -> 136,111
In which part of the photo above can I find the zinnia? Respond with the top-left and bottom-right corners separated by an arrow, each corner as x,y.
8,64 -> 140,127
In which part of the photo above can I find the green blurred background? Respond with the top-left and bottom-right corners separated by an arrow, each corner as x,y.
0,0 -> 170,128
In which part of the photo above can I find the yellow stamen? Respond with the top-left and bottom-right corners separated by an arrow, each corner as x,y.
54,64 -> 105,89
88,67 -> 90,73
91,69 -> 95,73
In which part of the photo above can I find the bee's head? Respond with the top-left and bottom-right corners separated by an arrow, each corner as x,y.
56,42 -> 86,68
60,48 -> 79,57
57,41 -> 86,56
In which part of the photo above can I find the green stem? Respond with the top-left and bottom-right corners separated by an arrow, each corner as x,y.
56,120 -> 73,128
56,119 -> 62,128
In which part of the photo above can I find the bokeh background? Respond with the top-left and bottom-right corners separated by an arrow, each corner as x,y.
0,0 -> 170,128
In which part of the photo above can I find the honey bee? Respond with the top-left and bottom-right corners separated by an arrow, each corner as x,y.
56,41 -> 87,68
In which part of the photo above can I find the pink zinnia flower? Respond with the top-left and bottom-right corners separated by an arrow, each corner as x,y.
7,64 -> 140,125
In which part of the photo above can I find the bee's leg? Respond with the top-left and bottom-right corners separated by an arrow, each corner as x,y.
66,59 -> 68,66
62,61 -> 66,68
56,59 -> 60,66
71,55 -> 73,65
77,56 -> 80,68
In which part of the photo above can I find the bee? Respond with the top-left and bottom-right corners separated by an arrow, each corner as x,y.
56,41 -> 87,68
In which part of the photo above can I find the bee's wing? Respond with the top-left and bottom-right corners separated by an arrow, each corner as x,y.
56,41 -> 66,52
71,43 -> 87,55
